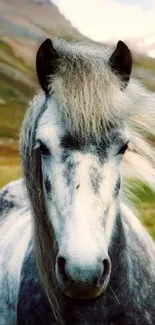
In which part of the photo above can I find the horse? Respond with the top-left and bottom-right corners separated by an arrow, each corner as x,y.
0,37 -> 155,325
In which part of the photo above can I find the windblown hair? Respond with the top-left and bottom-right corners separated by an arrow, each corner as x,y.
51,38 -> 155,188
51,39 -> 130,140
20,38 -> 155,323
20,93 -> 63,322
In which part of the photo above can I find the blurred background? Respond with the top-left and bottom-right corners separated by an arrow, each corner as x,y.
0,0 -> 155,235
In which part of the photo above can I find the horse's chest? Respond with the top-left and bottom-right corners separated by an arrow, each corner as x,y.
17,246 -> 127,325
17,245 -> 55,325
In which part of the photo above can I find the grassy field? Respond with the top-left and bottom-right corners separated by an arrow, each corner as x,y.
0,140 -> 22,188
131,184 -> 155,239
0,40 -> 34,189
0,39 -> 155,239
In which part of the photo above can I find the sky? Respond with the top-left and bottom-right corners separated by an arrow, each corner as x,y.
52,0 -> 155,44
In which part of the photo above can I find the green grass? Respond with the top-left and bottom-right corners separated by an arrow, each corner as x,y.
0,102 -> 27,138
0,40 -> 33,75
0,164 -> 22,189
132,183 -> 155,204
133,54 -> 155,73
0,40 -> 33,186
0,73 -> 35,101
139,203 -> 155,239
132,183 -> 155,239
0,148 -> 22,188
0,40 -> 36,139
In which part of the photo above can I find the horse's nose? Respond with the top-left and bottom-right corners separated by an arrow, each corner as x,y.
57,255 -> 110,286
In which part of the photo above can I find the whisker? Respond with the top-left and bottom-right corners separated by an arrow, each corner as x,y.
109,284 -> 120,304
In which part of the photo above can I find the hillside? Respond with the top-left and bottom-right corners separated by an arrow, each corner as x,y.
0,0 -> 85,64
0,0 -> 87,186
0,0 -> 155,236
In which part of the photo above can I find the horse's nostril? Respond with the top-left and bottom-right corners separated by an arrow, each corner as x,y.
57,255 -> 110,288
99,258 -> 110,284
57,256 -> 72,284
57,256 -> 67,279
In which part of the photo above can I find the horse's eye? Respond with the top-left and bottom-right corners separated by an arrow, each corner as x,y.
117,142 -> 128,155
39,141 -> 50,156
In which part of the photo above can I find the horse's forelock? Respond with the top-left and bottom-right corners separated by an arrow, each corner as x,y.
49,38 -> 130,142
20,94 -> 63,323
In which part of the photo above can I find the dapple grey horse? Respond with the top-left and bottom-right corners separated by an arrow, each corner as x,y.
0,38 -> 155,325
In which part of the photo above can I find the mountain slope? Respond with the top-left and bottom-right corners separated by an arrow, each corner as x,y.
0,0 -> 85,65
0,0 -> 87,188
0,0 -> 86,142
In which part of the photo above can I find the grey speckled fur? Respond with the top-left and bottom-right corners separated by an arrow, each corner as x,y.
1,180 -> 155,324
1,38 -> 155,325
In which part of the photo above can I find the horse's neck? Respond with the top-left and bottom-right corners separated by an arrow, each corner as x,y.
109,209 -> 130,291
121,203 -> 155,262
109,203 -> 155,303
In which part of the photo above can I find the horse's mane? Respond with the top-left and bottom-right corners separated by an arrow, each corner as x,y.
20,37 -> 155,323
23,37 -> 155,193
51,38 -> 129,140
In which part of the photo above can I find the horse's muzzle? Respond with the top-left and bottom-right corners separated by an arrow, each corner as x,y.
56,255 -> 111,299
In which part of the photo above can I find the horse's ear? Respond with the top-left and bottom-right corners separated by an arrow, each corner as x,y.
36,38 -> 59,94
109,40 -> 132,88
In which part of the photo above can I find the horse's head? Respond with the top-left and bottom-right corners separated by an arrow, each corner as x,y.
21,38 -> 132,301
